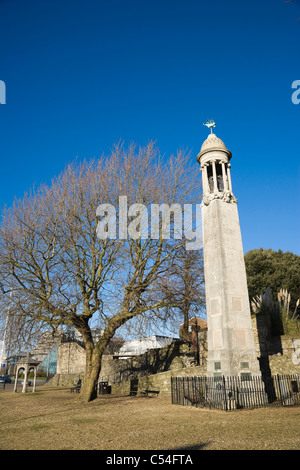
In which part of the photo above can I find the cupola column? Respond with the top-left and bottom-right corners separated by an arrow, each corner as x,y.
203,164 -> 209,194
227,164 -> 233,192
221,162 -> 228,191
211,160 -> 218,193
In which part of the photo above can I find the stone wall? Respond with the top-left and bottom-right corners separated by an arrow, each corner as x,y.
268,337 -> 300,375
52,337 -> 205,386
252,315 -> 300,376
100,339 -> 204,383
48,373 -> 81,387
56,342 -> 86,375
110,320 -> 300,397
51,320 -> 300,391
111,365 -> 207,396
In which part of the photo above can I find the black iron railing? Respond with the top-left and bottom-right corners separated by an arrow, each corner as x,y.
171,374 -> 300,411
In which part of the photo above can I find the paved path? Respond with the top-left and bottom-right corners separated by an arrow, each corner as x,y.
0,379 -> 47,391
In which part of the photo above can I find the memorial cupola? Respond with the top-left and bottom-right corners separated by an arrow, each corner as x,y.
197,120 -> 236,205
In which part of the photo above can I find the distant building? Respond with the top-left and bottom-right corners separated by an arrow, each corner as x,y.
6,352 -> 28,375
179,316 -> 207,339
33,326 -> 105,377
118,335 -> 177,358
70,327 -> 104,345
31,330 -> 63,363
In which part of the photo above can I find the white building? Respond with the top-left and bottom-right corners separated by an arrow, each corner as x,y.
118,335 -> 177,358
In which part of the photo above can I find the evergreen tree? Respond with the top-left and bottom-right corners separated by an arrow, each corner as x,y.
245,248 -> 300,314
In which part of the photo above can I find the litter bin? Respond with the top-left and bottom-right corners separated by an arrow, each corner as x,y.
99,381 -> 111,395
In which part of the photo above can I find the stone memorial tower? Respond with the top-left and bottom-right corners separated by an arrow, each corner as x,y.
197,120 -> 261,378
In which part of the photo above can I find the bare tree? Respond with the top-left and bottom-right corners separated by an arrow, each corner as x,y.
173,245 -> 205,338
0,142 -> 202,402
155,241 -> 205,340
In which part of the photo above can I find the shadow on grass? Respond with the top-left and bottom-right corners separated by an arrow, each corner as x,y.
170,442 -> 210,450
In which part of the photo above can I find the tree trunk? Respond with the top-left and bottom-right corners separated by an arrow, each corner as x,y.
77,314 -> 124,403
182,298 -> 190,341
80,346 -> 102,403
77,302 -> 155,402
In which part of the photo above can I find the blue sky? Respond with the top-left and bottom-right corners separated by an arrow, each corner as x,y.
0,0 -> 299,255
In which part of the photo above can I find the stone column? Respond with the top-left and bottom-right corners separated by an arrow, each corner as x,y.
22,366 -> 28,393
33,368 -> 37,393
227,164 -> 233,192
200,168 -> 205,194
13,367 -> 19,393
212,160 -> 218,192
202,164 -> 209,194
221,162 -> 228,191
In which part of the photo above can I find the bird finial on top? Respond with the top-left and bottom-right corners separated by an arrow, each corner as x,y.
203,119 -> 216,134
